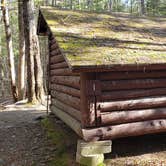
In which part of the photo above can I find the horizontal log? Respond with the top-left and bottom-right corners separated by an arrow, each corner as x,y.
101,107 -> 166,125
48,33 -> 53,40
51,91 -> 80,110
50,54 -> 64,64
99,96 -> 166,112
50,36 -> 56,43
82,119 -> 166,141
50,68 -> 79,76
100,71 -> 166,80
50,49 -> 62,57
51,98 -> 81,121
50,42 -> 58,50
50,61 -> 68,70
50,76 -> 80,89
101,88 -> 166,101
102,79 -> 166,91
72,64 -> 166,73
50,84 -> 80,97
51,105 -> 82,137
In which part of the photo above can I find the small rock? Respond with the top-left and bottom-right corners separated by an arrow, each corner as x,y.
34,116 -> 44,121
12,135 -> 16,138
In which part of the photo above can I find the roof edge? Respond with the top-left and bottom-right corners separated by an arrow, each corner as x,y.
71,63 -> 166,73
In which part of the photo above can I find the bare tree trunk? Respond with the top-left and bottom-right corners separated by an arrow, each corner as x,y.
23,0 -> 44,103
130,0 -> 133,13
70,0 -> 73,9
1,0 -> 18,102
140,0 -> 145,15
18,0 -> 25,100
52,0 -> 54,6
108,0 -> 112,12
32,23 -> 45,103
52,0 -> 55,6
23,0 -> 36,103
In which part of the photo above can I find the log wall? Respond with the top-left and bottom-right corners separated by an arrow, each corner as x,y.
95,70 -> 166,127
48,33 -> 82,126
80,70 -> 166,141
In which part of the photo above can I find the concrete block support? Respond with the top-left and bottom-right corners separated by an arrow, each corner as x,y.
76,139 -> 112,166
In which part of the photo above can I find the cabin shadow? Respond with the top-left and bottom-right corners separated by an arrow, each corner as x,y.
106,133 -> 166,159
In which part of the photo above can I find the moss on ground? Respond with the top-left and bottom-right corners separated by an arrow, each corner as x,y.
41,117 -> 78,166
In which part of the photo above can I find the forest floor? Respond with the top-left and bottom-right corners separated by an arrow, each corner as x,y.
0,100 -> 166,166
0,100 -> 78,166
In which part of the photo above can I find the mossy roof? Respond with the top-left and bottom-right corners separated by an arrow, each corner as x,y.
40,6 -> 166,70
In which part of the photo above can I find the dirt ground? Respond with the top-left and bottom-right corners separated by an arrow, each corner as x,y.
0,101 -> 78,166
0,101 -> 166,166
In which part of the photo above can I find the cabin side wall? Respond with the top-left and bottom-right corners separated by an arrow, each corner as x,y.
82,69 -> 166,141
98,70 -> 166,126
48,32 -> 83,136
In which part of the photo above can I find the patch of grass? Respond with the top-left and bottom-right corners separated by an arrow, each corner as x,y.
41,117 -> 76,166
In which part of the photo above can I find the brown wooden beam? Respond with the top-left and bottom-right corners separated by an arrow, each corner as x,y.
102,79 -> 166,91
101,107 -> 166,125
50,49 -> 61,57
50,84 -> 80,97
50,54 -> 64,64
82,119 -> 166,141
80,73 -> 96,127
99,96 -> 166,112
51,98 -> 81,121
50,68 -> 79,76
71,64 -> 166,73
50,61 -> 68,70
50,42 -> 58,50
100,71 -> 166,80
51,91 -> 80,110
51,105 -> 82,137
101,88 -> 166,101
50,76 -> 80,89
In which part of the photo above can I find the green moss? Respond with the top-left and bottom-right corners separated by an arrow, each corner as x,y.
40,6 -> 166,67
98,163 -> 106,166
41,118 -> 73,166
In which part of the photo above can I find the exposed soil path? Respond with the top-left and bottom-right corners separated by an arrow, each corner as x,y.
0,102 -> 55,166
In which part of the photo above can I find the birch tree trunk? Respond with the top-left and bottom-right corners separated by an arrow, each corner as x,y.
23,0 -> 44,103
1,0 -> 18,102
18,0 -> 25,100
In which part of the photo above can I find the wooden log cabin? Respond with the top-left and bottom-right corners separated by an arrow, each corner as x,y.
37,6 -> 166,141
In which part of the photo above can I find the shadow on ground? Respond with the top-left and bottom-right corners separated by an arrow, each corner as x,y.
105,133 -> 166,165
109,133 -> 166,158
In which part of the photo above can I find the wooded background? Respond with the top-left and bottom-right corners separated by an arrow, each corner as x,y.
0,0 -> 165,101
